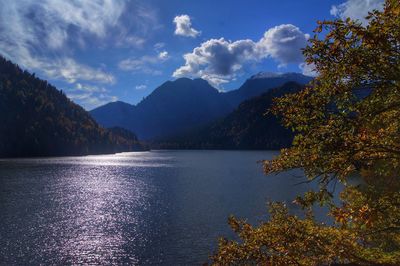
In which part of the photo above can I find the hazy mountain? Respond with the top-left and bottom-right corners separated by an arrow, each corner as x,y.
91,78 -> 232,139
90,101 -> 136,130
223,72 -> 312,106
91,73 -> 312,140
155,82 -> 303,150
0,56 -> 146,157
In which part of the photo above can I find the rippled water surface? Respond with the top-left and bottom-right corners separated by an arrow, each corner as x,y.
0,150 -> 318,265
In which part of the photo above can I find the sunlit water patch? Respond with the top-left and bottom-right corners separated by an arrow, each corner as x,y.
0,150 -> 329,265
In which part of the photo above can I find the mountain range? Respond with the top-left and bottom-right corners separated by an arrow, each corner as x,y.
91,72 -> 312,140
154,82 -> 303,150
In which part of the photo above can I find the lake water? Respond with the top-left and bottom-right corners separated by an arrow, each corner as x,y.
0,150 -> 323,265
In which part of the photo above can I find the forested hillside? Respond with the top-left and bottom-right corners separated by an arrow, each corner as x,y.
0,56 -> 146,157
155,82 -> 303,150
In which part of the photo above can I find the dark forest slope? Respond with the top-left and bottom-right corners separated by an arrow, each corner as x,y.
155,82 -> 303,150
0,56 -> 146,157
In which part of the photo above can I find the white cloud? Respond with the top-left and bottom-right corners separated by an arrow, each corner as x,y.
135,84 -> 147,90
173,38 -> 256,85
66,83 -> 117,110
0,0 -> 157,84
330,0 -> 384,25
0,0 -> 127,51
158,51 -> 169,60
42,58 -> 115,84
173,24 -> 309,86
75,83 -> 107,93
173,15 -> 201,38
0,0 -> 122,83
299,63 -> 317,77
257,24 -> 310,67
119,52 -> 169,75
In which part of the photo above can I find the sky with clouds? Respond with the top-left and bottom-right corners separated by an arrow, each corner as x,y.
0,0 -> 384,110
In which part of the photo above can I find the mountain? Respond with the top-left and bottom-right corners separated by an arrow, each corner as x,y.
223,72 -> 313,107
154,82 -> 303,150
0,56 -> 146,157
91,78 -> 232,140
89,100 -> 136,130
91,73 -> 312,141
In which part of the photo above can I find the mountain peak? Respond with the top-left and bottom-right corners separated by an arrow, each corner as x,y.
172,77 -> 210,85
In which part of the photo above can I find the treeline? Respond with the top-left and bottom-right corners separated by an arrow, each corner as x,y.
0,56 -> 147,157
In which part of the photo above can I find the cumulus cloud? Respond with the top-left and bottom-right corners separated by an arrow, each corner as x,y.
258,24 -> 310,67
119,52 -> 169,75
173,24 -> 309,86
330,0 -> 384,25
66,83 -> 117,110
173,15 -> 201,38
173,38 -> 255,79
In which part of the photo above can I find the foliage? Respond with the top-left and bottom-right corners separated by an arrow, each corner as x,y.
212,0 -> 400,264
0,56 -> 146,157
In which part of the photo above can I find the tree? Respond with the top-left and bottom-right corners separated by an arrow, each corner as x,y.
211,0 -> 400,264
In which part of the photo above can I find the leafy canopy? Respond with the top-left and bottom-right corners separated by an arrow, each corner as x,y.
212,0 -> 400,265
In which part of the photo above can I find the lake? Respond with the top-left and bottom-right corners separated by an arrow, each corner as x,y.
0,150 -> 323,265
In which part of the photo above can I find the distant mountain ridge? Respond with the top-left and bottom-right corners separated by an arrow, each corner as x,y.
0,56 -> 146,157
91,72 -> 312,140
154,82 -> 303,150
91,78 -> 232,140
223,72 -> 313,107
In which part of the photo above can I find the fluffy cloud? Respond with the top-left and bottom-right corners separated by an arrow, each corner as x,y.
173,38 -> 256,78
66,83 -> 117,110
258,24 -> 310,66
173,24 -> 309,86
330,0 -> 384,25
173,15 -> 201,38
118,52 -> 169,75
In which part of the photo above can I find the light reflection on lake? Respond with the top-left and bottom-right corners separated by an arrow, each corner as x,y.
0,150 -> 328,265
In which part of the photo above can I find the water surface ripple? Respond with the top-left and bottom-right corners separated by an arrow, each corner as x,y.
0,150 -> 317,265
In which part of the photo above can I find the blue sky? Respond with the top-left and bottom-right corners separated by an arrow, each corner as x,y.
0,0 -> 384,110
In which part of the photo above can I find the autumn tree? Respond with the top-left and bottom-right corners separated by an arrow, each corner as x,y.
212,0 -> 400,264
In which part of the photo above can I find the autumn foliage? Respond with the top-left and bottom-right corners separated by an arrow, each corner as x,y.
212,0 -> 400,264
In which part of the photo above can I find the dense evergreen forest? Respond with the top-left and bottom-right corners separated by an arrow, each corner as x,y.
0,56 -> 146,157
154,82 -> 302,150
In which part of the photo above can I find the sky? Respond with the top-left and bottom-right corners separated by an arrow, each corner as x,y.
0,0 -> 384,110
